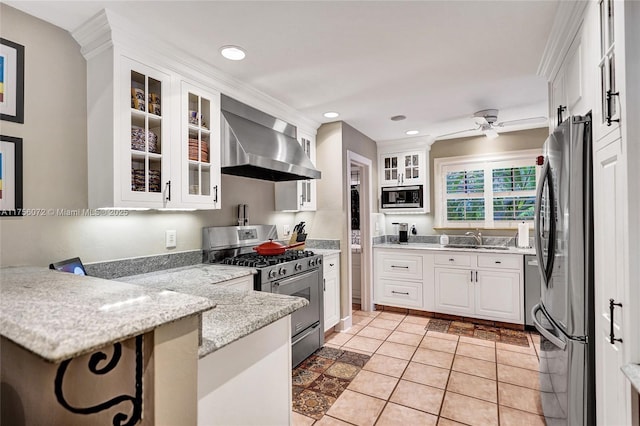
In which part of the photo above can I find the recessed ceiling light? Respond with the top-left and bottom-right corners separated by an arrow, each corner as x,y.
220,45 -> 246,61
391,115 -> 407,121
323,111 -> 340,118
405,130 -> 419,135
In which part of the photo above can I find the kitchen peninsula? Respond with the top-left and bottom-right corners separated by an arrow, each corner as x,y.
0,265 -> 307,425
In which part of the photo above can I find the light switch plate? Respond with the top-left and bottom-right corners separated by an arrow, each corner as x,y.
283,224 -> 291,237
165,230 -> 177,248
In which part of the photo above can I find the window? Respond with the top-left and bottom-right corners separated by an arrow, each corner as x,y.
434,150 -> 541,228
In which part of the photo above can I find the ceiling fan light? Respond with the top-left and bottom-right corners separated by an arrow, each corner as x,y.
484,128 -> 499,139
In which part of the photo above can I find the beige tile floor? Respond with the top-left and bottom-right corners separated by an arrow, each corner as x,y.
292,310 -> 546,426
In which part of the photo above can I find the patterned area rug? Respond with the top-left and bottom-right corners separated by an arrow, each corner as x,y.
427,319 -> 530,346
292,347 -> 371,419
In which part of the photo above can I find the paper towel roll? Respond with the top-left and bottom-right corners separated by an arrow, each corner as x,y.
518,222 -> 530,248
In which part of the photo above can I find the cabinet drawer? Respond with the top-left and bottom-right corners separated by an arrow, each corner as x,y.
477,254 -> 520,270
377,253 -> 423,280
434,253 -> 471,267
375,279 -> 422,308
324,254 -> 340,274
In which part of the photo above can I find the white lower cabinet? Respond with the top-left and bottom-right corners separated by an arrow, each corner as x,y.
374,248 -> 524,324
323,253 -> 340,332
433,252 -> 523,323
475,270 -> 520,321
434,268 -> 474,316
373,248 -> 434,311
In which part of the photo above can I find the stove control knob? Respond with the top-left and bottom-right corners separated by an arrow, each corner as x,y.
278,267 -> 287,276
317,257 -> 323,265
294,263 -> 303,271
309,259 -> 316,267
268,269 -> 277,279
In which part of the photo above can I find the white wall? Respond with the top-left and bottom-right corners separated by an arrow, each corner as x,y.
0,5 -> 295,267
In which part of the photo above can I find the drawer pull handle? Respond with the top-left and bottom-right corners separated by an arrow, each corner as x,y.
449,258 -> 455,262
495,261 -> 502,264
329,263 -> 335,266
392,291 -> 410,295
391,265 -> 409,269
470,270 -> 473,282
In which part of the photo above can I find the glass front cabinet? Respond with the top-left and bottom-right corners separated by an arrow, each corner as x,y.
86,48 -> 222,209
179,82 -> 221,209
274,132 -> 317,212
379,151 -> 424,187
122,57 -> 172,207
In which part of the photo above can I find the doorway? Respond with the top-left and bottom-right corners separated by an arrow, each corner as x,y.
346,151 -> 373,322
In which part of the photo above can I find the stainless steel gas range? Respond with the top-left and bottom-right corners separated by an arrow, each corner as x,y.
203,225 -> 324,367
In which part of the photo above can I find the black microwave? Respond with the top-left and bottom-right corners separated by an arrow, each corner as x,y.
381,185 -> 424,211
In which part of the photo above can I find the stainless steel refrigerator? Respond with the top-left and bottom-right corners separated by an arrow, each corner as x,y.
532,113 -> 595,426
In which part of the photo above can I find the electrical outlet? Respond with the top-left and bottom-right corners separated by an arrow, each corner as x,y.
283,224 -> 291,237
165,230 -> 177,248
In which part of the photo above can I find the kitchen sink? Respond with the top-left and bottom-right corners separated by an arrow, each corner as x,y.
444,244 -> 510,250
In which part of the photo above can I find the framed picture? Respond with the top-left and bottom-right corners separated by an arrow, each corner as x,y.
0,38 -> 25,123
0,135 -> 23,216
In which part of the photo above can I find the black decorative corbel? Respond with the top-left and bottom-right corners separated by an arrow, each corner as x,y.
54,335 -> 143,426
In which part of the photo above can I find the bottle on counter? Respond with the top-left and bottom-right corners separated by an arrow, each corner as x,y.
439,234 -> 449,245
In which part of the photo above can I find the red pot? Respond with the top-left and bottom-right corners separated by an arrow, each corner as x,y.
252,239 -> 305,256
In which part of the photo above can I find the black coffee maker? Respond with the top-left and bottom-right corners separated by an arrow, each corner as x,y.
392,222 -> 409,243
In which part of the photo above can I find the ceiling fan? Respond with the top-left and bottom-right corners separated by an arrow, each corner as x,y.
436,109 -> 547,140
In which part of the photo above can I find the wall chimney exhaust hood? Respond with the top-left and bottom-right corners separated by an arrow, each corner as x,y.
220,95 -> 321,182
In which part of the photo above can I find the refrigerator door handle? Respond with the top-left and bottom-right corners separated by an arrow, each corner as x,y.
531,303 -> 567,350
534,159 -> 556,286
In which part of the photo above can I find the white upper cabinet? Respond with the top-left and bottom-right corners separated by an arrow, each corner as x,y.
86,50 -> 223,209
179,81 -> 221,209
274,131 -> 317,211
379,151 -> 425,187
593,0 -> 622,142
121,57 -> 172,207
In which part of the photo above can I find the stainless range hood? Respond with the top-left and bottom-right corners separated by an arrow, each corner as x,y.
220,95 -> 321,182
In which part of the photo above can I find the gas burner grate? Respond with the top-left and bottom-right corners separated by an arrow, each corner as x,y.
221,250 -> 316,268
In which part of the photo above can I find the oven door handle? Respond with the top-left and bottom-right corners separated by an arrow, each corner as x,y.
274,269 -> 318,288
291,322 -> 320,346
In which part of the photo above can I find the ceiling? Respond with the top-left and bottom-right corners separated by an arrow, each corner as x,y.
7,1 -> 559,142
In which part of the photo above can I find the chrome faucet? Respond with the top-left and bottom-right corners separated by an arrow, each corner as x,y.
465,231 -> 482,245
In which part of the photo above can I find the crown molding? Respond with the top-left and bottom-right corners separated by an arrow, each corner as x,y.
376,135 -> 434,152
537,0 -> 590,80
71,9 -> 320,134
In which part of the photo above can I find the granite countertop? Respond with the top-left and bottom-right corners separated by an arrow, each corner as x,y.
373,242 -> 536,255
114,263 -> 257,288
0,266 -> 214,363
622,364 -> 640,394
313,248 -> 341,256
119,264 -> 308,358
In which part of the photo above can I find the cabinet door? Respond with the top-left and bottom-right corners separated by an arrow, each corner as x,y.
274,132 -> 316,211
323,254 -> 340,331
180,81 -> 221,209
299,134 -> 316,211
594,135 -> 628,426
434,268 -> 474,316
380,154 -> 400,186
401,152 -> 423,185
475,270 -> 521,322
594,0 -> 621,141
122,57 -> 171,207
